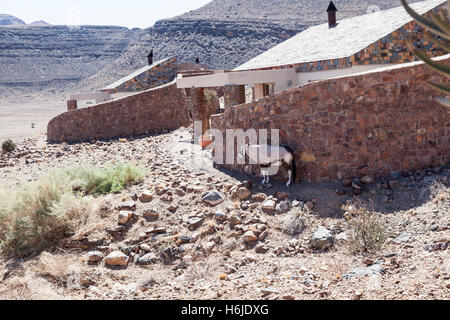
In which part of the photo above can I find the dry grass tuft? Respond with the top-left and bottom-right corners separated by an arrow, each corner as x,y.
281,207 -> 307,236
0,163 -> 145,257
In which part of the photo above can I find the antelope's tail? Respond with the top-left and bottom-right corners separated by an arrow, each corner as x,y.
291,157 -> 297,183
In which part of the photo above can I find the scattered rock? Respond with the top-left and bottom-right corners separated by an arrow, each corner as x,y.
343,263 -> 385,279
258,230 -> 269,241
214,210 -> 227,221
202,190 -> 225,206
252,193 -> 267,202
342,179 -> 352,187
118,200 -> 136,211
243,231 -> 258,243
87,251 -> 103,263
138,253 -> 158,265
118,211 -> 133,224
187,217 -> 204,231
142,208 -> 159,220
356,165 -> 369,176
305,201 -> 314,211
274,192 -> 290,200
393,233 -> 412,244
237,187 -> 252,200
260,287 -> 279,295
255,243 -> 269,253
261,199 -> 276,213
202,241 -> 216,256
229,213 -> 242,227
139,190 -> 153,203
363,258 -> 374,266
388,180 -> 398,189
310,226 -> 333,250
276,200 -> 292,214
105,251 -> 129,266
352,179 -> 365,190
145,227 -> 167,235
361,176 -> 374,184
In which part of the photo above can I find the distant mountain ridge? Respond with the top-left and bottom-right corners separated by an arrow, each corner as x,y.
29,20 -> 51,26
0,14 -> 51,26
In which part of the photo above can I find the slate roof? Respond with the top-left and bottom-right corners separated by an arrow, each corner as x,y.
235,0 -> 446,71
102,57 -> 174,91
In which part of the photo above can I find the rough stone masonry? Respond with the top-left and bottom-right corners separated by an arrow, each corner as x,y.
47,81 -> 190,143
211,59 -> 450,182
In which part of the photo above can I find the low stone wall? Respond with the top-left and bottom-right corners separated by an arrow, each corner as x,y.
48,81 -> 190,143
211,60 -> 450,182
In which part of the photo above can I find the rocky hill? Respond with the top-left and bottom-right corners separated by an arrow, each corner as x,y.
0,14 -> 26,26
28,20 -> 51,26
0,0 -> 424,95
0,25 -> 142,97
176,0 -> 422,27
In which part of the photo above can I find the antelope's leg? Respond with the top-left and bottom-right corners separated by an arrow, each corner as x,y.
287,169 -> 292,187
261,168 -> 267,184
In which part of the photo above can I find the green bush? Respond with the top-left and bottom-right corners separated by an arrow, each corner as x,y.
0,162 -> 146,256
2,139 -> 16,153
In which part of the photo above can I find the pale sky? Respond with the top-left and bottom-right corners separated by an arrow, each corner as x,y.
0,0 -> 212,28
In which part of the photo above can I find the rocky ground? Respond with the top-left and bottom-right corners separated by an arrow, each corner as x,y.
0,127 -> 448,300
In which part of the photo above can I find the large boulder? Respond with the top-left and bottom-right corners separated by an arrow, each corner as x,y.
310,226 -> 334,250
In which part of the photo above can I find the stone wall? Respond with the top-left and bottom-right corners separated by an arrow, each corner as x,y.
211,60 -> 450,183
224,85 -> 246,108
48,81 -> 190,143
102,57 -> 179,93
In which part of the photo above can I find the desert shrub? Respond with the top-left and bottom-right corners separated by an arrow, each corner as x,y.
65,162 -> 145,196
184,262 -> 215,281
281,207 -> 307,236
2,139 -> 16,153
0,162 -> 145,256
347,208 -> 386,255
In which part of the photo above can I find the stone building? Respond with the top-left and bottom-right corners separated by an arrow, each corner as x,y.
236,0 -> 446,83
47,0 -> 449,185
179,0 -> 447,101
202,0 -> 450,182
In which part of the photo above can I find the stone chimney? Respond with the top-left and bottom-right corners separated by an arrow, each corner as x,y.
327,1 -> 337,28
148,50 -> 154,65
